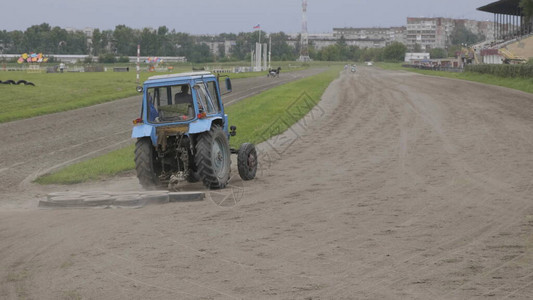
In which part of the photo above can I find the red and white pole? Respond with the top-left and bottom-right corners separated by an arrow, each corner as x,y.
136,44 -> 140,86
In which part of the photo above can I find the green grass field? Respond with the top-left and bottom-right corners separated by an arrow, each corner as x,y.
35,66 -> 342,185
0,61 -> 321,123
34,145 -> 136,184
0,71 -> 145,123
376,62 -> 533,94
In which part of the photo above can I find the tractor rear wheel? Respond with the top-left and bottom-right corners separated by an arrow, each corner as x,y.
195,126 -> 231,189
237,143 -> 257,180
134,137 -> 160,189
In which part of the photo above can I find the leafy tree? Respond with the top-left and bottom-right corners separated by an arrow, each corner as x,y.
113,25 -> 136,55
318,44 -> 342,61
520,0 -> 533,19
430,48 -> 448,59
307,44 -> 317,60
98,53 -> 116,63
270,32 -> 296,61
91,29 -> 102,56
50,26 -> 68,54
360,48 -> 384,62
99,30 -> 114,54
0,30 -> 10,54
188,43 -> 214,63
22,23 -> 50,52
336,35 -> 351,59
217,43 -> 226,59
450,23 -> 484,46
314,43 -> 363,62
8,30 -> 24,53
174,32 -> 195,58
157,26 -> 175,56
231,32 -> 254,60
66,30 -> 89,54
383,42 -> 407,61
140,28 -> 158,56
447,44 -> 463,58
346,45 -> 361,61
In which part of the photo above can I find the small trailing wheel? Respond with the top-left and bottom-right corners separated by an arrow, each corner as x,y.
237,143 -> 257,181
134,137 -> 161,189
195,126 -> 231,189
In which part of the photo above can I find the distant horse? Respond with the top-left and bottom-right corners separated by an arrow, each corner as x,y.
267,67 -> 281,78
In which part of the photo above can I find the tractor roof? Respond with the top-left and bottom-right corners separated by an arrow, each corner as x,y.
146,71 -> 214,83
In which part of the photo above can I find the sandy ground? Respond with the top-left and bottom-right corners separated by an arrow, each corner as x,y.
0,68 -> 325,209
1,67 -> 533,299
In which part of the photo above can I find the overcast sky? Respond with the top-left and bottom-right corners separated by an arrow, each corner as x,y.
2,0 -> 494,33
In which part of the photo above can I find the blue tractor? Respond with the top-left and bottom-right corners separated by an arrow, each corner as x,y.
132,71 -> 257,190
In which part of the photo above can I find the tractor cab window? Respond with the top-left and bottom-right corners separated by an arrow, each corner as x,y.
194,83 -> 217,115
206,81 -> 222,112
146,84 -> 194,123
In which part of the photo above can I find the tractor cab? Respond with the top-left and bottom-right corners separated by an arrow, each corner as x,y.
132,71 -> 256,190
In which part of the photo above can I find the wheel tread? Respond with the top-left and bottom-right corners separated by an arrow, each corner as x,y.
134,138 -> 159,189
194,126 -> 230,189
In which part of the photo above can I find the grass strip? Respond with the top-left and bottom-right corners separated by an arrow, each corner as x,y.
1,71 -> 158,123
35,66 -> 341,185
376,62 -> 533,94
35,145 -> 135,185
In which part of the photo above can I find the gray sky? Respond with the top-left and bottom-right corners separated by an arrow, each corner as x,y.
2,0 -> 494,33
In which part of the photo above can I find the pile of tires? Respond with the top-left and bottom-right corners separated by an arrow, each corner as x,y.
0,80 -> 35,86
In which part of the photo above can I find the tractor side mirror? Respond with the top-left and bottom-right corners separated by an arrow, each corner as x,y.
225,78 -> 232,93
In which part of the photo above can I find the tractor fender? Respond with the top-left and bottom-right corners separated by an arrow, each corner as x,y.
131,124 -> 157,145
188,117 -> 224,134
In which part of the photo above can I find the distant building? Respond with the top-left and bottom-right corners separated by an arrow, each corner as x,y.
200,40 -> 236,57
405,52 -> 463,68
480,48 -> 503,64
287,33 -> 338,50
287,27 -> 405,50
406,17 -> 495,51
405,52 -> 430,63
478,0 -> 533,40
333,27 -> 406,45
65,27 -> 94,38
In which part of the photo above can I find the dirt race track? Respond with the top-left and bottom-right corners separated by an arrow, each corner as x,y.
1,67 -> 533,299
0,68 -> 325,209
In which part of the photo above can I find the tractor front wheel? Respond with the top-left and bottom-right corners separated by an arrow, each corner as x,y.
237,143 -> 257,181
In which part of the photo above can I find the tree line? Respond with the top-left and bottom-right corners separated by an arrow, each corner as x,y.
0,22 -> 491,63
0,23 -> 407,63
0,24 -> 297,63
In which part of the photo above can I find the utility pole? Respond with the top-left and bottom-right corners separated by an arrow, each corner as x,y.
268,36 -> 272,69
136,44 -> 140,87
298,0 -> 311,62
